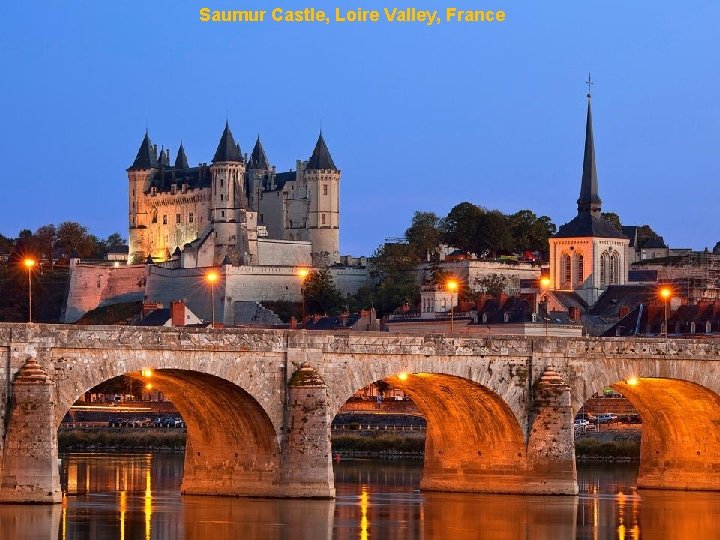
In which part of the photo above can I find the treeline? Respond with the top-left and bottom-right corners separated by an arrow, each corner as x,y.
0,222 -> 126,263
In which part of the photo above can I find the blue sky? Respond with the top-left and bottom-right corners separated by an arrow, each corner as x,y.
1,1 -> 718,255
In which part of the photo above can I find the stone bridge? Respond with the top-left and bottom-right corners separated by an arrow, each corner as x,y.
2,323 -> 720,503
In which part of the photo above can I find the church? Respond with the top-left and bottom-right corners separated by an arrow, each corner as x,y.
548,92 -> 630,306
127,123 -> 340,268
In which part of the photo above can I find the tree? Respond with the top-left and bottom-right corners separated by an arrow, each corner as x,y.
601,212 -> 623,232
404,211 -> 441,262
475,273 -> 509,299
508,210 -> 556,254
303,268 -> 344,315
359,243 -> 420,316
473,210 -> 514,258
55,222 -> 102,258
440,202 -> 484,255
34,224 -> 57,263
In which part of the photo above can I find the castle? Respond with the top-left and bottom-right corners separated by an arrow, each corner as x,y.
127,123 -> 340,267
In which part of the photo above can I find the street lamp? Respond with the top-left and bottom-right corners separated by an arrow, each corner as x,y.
23,258 -> 36,323
446,279 -> 458,333
660,287 -> 671,337
206,270 -> 219,327
540,276 -> 551,336
297,268 -> 310,327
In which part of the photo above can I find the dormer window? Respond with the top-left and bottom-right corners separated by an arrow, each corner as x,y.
171,184 -> 177,195
150,187 -> 157,196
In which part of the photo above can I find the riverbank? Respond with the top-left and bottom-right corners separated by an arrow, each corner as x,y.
59,427 -> 641,460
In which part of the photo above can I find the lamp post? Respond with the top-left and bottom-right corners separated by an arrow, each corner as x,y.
446,279 -> 458,334
23,258 -> 36,323
206,270 -> 219,327
660,287 -> 671,337
297,268 -> 310,327
540,276 -> 551,336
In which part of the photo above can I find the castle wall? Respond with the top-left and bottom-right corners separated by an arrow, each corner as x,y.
257,239 -> 312,267
330,267 -> 370,296
63,262 -> 147,323
259,190 -> 285,239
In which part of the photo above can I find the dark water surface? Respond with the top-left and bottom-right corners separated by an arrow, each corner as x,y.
2,453 -> 720,539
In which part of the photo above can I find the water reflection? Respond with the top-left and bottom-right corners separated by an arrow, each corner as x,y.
0,454 -> 717,539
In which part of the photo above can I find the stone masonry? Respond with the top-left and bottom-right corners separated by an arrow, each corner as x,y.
2,323 -> 720,502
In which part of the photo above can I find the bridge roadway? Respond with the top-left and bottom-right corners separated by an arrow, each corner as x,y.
1,323 -> 720,503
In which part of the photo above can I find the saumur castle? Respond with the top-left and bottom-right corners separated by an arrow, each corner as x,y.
128,123 -> 340,267
62,124 -> 369,324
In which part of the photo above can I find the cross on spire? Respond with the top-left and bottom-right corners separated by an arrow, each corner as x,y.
586,73 -> 594,98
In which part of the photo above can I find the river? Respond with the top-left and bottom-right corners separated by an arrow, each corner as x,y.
2,453 -> 720,539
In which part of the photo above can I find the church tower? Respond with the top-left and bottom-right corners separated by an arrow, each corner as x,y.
304,132 -> 340,266
127,130 -> 158,264
549,91 -> 629,306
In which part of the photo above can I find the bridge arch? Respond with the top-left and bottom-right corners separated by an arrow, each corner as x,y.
573,361 -> 720,491
55,354 -> 283,497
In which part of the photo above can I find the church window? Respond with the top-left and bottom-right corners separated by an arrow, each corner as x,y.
600,252 -> 609,286
162,215 -> 167,225
176,214 -> 181,224
576,254 -> 584,285
189,213 -> 194,224
610,252 -> 620,285
323,184 -> 328,196
560,253 -> 571,286
322,214 -> 326,225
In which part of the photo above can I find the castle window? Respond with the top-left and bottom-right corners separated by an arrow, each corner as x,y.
133,189 -> 135,196
707,321 -> 712,334
189,213 -> 194,224
162,215 -> 167,225
322,214 -> 326,225
220,178 -> 224,187
152,211 -> 158,224
220,194 -> 224,201
221,211 -> 225,218
176,214 -> 181,224
323,184 -> 328,196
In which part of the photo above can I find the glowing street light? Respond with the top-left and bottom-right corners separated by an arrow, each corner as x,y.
397,372 -> 409,382
659,287 -> 672,337
23,258 -> 36,323
297,268 -> 310,327
447,279 -> 458,333
141,369 -> 153,378
540,276 -> 551,336
626,377 -> 638,387
206,270 -> 219,327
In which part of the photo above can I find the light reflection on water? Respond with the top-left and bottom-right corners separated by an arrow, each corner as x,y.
2,454 -> 720,539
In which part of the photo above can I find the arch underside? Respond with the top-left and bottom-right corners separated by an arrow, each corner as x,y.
386,373 -> 531,494
613,378 -> 720,490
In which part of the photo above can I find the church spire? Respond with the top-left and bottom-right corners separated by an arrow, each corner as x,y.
212,121 -> 243,163
577,88 -> 601,216
175,142 -> 189,169
306,131 -> 337,171
128,130 -> 159,170
248,136 -> 270,170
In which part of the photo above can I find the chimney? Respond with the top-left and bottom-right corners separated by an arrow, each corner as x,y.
569,306 -> 580,322
171,300 -> 186,327
290,316 -> 297,330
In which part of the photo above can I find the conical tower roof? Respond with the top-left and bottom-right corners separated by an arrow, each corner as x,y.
306,132 -> 337,171
128,130 -> 159,170
175,143 -> 189,169
158,147 -> 170,167
212,121 -> 243,163
248,136 -> 270,170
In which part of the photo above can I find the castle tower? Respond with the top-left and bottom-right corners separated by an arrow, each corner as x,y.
175,142 -> 189,169
210,122 -> 257,265
127,130 -> 158,264
549,92 -> 629,306
246,136 -> 271,213
304,132 -> 340,266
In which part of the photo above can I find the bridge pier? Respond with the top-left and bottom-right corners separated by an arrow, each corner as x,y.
419,367 -> 577,495
0,358 -> 61,503
278,364 -> 335,498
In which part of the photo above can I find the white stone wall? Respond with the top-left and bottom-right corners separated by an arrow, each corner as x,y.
257,239 -> 312,266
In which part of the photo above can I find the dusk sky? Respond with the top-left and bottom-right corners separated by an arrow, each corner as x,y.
1,1 -> 718,256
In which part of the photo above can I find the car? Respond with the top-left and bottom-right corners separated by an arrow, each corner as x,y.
595,413 -> 618,424
574,418 -> 590,427
620,414 -> 642,424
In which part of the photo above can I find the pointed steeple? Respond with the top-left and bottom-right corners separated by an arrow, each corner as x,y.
577,95 -> 601,216
175,142 -> 189,169
212,121 -> 243,163
306,131 -> 337,171
158,147 -> 170,167
128,130 -> 159,170
248,136 -> 270,170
